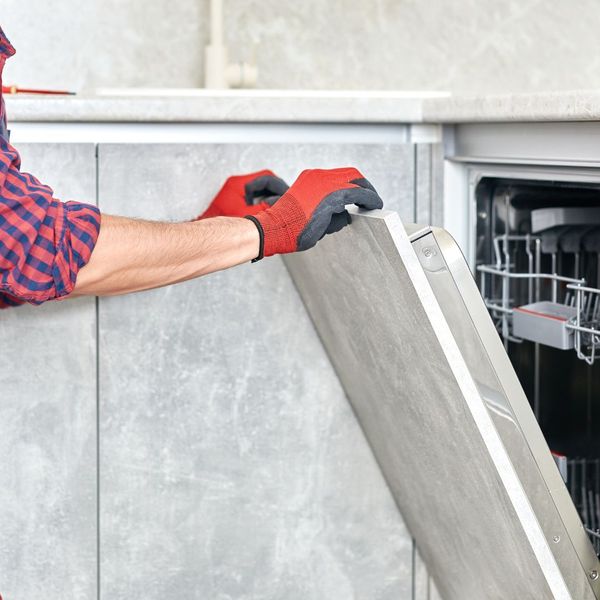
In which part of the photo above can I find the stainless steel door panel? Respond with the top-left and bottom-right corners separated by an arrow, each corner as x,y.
410,226 -> 600,600
284,209 -> 599,600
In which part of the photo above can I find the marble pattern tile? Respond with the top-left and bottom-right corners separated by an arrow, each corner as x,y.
0,144 -> 97,600
4,0 -> 600,93
97,143 -> 415,599
226,0 -> 600,94
1,0 -> 205,91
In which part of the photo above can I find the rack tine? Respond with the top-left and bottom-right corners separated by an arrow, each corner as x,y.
582,459 -> 590,527
583,290 -> 591,320
587,290 -> 595,321
570,459 -> 577,506
593,294 -> 600,322
595,460 -> 600,530
525,235 -> 534,304
552,253 -> 558,302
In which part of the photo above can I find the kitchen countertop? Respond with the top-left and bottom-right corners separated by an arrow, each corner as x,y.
5,90 -> 444,124
423,90 -> 600,123
6,89 -> 600,124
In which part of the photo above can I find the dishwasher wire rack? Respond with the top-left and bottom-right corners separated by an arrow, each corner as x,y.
568,457 -> 600,557
477,234 -> 600,365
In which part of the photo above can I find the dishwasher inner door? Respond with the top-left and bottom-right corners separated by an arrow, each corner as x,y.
284,208 -> 600,600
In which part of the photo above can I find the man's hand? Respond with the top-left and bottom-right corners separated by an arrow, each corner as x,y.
197,170 -> 289,219
248,167 -> 383,257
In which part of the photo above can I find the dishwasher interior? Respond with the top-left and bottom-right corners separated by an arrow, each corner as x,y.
475,177 -> 600,555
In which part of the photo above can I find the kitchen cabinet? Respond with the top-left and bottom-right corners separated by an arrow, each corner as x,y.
0,144 -> 98,600
6,104 -> 599,598
96,142 -> 419,600
0,134 -> 444,600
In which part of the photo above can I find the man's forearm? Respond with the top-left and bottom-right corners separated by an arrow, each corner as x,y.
72,215 -> 259,297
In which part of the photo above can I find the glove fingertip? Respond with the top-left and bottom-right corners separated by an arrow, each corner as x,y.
245,175 -> 290,206
350,177 -> 377,193
324,210 -> 351,237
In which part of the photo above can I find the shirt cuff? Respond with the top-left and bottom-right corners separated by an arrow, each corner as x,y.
1,200 -> 101,305
52,200 -> 102,299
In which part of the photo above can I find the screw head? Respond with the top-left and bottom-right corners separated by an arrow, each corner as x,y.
590,569 -> 598,581
552,535 -> 560,543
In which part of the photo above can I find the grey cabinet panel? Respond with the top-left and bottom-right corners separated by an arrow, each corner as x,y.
97,143 -> 414,600
96,142 -> 415,222
16,142 -> 97,203
415,143 -> 444,227
430,144 -> 444,227
415,144 -> 431,225
0,144 -> 97,600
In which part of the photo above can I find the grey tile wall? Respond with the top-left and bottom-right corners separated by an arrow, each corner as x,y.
97,143 -> 416,599
4,0 -> 600,94
0,144 -> 97,600
2,0 -> 205,91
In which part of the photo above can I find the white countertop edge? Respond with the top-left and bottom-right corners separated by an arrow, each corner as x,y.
422,90 -> 600,123
5,90 -> 600,124
5,95 -> 428,124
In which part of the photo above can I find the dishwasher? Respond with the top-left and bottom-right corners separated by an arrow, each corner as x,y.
474,178 -> 600,558
285,203 -> 600,599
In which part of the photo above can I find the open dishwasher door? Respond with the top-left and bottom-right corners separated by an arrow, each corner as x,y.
284,208 -> 600,600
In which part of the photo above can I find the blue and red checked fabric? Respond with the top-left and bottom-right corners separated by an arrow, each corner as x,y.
0,25 -> 14,139
0,26 -> 101,308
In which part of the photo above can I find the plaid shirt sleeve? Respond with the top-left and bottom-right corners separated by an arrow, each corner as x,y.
0,27 -> 101,309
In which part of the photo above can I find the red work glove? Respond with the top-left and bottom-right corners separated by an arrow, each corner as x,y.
196,170 -> 289,219
245,167 -> 383,259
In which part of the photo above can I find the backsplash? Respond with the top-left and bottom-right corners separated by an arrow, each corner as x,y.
1,0 -> 600,93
